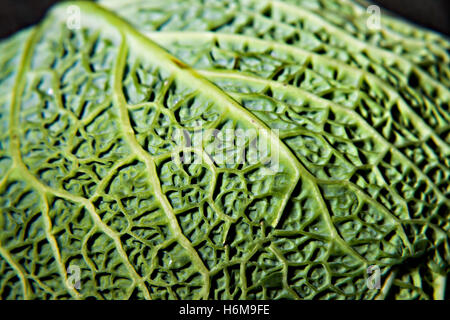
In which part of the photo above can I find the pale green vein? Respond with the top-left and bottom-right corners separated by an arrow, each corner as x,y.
374,269 -> 397,300
40,194 -> 81,299
112,35 -> 211,299
433,273 -> 446,300
268,243 -> 302,299
198,69 -> 450,204
269,0 -> 450,98
90,155 -> 136,200
163,146 -> 234,224
0,243 -> 31,299
9,165 -> 153,300
146,31 -> 450,153
85,0 -> 369,284
7,20 -> 151,300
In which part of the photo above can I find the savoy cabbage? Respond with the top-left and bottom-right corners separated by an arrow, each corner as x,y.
0,0 -> 448,300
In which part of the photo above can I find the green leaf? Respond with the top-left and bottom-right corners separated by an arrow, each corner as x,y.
101,0 -> 450,134
0,0 -> 448,300
0,2 -> 301,299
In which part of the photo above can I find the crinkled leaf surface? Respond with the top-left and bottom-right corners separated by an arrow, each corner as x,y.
0,2 -> 302,299
101,0 -> 450,135
102,0 -> 450,299
0,0 -> 449,300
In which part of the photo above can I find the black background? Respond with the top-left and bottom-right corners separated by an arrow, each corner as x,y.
0,0 -> 449,39
0,300 -> 447,317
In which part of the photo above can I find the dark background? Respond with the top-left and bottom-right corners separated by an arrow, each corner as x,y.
0,0 -> 449,39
